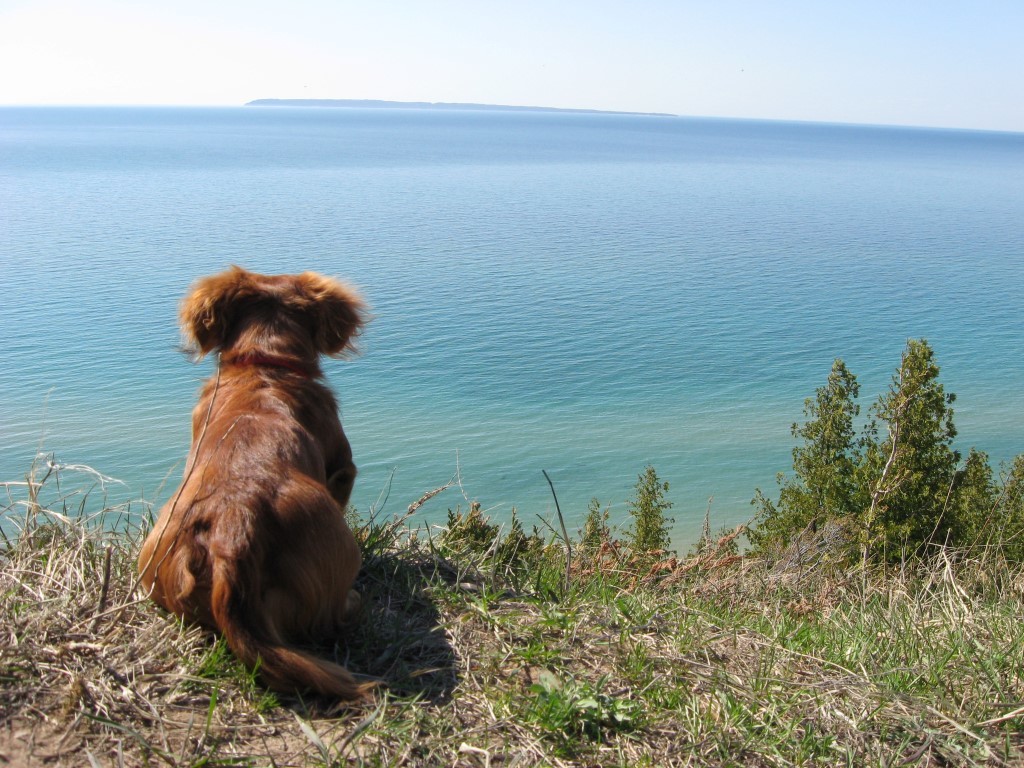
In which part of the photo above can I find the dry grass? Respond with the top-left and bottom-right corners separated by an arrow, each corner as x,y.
3,461 -> 1024,766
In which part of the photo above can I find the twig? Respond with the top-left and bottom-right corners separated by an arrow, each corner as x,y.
368,468 -> 396,522
43,456 -> 125,490
865,390 -> 905,568
408,475 -> 456,515
90,545 -> 113,632
927,461 -> 964,551
455,449 -> 471,503
977,704 -> 1024,727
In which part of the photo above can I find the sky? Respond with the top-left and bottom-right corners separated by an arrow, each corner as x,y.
1,0 -> 1022,132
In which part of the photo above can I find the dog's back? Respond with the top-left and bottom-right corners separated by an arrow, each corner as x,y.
138,267 -> 371,699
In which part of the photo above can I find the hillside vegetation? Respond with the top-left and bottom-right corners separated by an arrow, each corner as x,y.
752,339 -> 1024,564
2,340 -> 1023,766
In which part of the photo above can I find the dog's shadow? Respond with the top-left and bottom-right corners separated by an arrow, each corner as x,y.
336,538 -> 458,705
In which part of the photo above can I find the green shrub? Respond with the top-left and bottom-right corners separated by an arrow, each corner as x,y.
626,465 -> 673,561
752,340 -> 1013,563
579,497 -> 612,553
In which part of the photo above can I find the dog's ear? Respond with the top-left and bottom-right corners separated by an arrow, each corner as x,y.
295,272 -> 367,356
180,266 -> 253,357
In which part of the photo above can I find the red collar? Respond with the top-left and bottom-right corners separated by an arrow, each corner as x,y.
230,352 -> 316,378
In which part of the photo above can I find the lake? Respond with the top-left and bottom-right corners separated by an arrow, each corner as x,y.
2,106 -> 1022,544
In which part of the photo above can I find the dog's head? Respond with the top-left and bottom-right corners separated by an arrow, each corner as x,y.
180,266 -> 367,359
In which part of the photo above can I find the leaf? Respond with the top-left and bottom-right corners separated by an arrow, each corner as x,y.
537,670 -> 562,692
292,712 -> 330,762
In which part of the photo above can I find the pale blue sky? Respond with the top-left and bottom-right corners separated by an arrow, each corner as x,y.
1,0 -> 1021,131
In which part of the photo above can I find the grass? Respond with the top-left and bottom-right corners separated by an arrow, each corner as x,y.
2,460 -> 1024,766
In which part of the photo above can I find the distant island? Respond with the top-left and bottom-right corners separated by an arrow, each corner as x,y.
245,98 -> 675,118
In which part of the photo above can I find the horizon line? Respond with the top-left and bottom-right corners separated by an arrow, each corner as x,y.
0,100 -> 1021,136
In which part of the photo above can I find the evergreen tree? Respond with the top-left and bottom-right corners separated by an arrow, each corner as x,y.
862,339 -> 961,556
945,449 -> 997,547
1001,455 -> 1024,517
986,455 -> 1024,560
750,359 -> 864,551
626,465 -> 673,560
751,339 -> 1007,562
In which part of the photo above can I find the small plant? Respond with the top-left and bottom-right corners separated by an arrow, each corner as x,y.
493,512 -> 545,572
438,501 -> 500,556
520,671 -> 640,755
579,497 -> 612,552
437,502 -> 548,590
626,465 -> 673,562
190,637 -> 281,713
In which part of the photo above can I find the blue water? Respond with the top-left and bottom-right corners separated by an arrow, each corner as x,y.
2,106 -> 1023,544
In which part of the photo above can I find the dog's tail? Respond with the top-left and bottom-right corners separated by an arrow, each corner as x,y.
210,560 -> 372,700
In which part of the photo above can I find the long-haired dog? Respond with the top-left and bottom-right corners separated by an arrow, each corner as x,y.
139,266 -> 371,699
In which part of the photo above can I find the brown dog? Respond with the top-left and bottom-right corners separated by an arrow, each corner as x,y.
139,266 -> 371,699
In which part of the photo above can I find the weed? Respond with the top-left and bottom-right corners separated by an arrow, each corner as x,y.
518,671 -> 640,756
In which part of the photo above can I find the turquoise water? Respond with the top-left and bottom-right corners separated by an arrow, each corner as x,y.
2,107 -> 1022,543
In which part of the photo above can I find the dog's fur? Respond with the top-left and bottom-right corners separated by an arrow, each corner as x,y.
139,266 -> 370,699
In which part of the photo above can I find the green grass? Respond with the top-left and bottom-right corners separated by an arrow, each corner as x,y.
3,460 -> 1024,766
